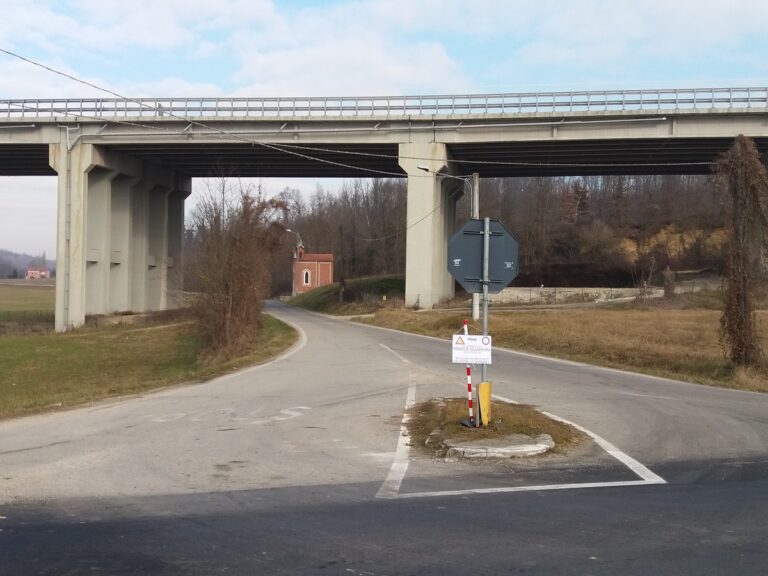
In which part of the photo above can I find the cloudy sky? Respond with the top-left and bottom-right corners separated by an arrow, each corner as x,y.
1,0 -> 767,255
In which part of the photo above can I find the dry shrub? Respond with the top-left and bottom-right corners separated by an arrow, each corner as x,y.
715,136 -> 768,366
189,179 -> 287,357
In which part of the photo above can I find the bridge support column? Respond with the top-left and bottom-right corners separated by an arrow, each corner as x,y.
166,191 -> 187,309
399,142 -> 462,309
50,142 -> 190,331
109,175 -> 135,313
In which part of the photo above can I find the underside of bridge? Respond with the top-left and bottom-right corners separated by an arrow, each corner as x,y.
4,137 -> 767,178
1,122 -> 767,330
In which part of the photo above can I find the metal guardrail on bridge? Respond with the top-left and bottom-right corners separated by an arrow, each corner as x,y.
1,87 -> 767,119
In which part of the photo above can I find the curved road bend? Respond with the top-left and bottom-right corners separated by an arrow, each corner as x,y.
1,301 -> 766,575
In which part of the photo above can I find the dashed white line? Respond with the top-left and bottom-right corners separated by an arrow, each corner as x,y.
379,344 -> 411,364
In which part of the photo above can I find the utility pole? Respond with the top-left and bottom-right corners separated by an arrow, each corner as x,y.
471,172 -> 480,321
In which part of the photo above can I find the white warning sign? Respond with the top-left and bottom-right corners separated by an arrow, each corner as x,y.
452,334 -> 492,365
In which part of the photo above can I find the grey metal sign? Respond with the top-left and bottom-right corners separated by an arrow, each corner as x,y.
448,219 -> 519,294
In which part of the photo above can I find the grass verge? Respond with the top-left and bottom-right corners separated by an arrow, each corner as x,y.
408,397 -> 582,456
358,308 -> 768,392
0,314 -> 297,420
290,275 -> 404,315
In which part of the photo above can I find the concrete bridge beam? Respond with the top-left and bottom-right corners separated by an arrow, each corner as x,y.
399,142 -> 462,309
50,142 -> 190,331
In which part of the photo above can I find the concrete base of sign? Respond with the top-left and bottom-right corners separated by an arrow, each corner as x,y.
444,433 -> 554,459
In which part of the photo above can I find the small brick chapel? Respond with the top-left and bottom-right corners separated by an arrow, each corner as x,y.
292,238 -> 334,296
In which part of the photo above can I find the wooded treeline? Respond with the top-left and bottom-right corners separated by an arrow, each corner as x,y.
0,250 -> 52,279
270,173 -> 730,293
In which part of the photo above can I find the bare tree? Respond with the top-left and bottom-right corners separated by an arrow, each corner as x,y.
189,178 -> 287,357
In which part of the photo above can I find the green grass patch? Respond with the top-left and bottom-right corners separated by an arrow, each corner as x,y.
408,397 -> 582,456
290,275 -> 404,315
0,314 -> 296,420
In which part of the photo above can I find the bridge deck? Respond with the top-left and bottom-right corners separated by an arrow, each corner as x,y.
0,87 -> 766,178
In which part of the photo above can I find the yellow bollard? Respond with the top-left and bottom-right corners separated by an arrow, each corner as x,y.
478,381 -> 492,426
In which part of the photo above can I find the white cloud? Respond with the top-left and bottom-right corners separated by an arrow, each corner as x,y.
506,0 -> 768,76
231,37 -> 469,96
1,0 -> 767,255
0,59 -> 107,99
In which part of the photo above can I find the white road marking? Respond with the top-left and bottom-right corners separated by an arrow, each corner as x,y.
271,407 -> 312,421
269,316 -> 308,364
492,392 -> 665,483
211,313 -> 308,384
330,311 -> 669,498
382,386 -> 666,501
151,412 -> 187,423
396,479 -> 665,500
376,382 -> 416,499
150,406 -> 311,427
342,317 -> 741,390
379,344 -> 411,364
611,390 -> 675,400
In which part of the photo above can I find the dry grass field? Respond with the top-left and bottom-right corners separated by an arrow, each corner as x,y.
0,280 -> 55,313
359,306 -> 768,392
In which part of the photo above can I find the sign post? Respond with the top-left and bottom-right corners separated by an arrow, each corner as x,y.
448,218 -> 519,426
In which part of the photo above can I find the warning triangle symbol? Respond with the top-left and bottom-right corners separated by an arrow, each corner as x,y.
455,336 -> 465,345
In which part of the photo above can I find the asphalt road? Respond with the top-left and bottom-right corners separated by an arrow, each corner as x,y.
1,301 -> 767,575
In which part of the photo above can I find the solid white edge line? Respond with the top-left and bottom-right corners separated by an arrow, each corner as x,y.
331,311 -> 768,394
395,479 -> 666,500
309,308 -> 670,495
209,313 -> 308,384
380,344 -> 412,364
492,392 -> 666,484
376,382 -> 416,499
267,314 -> 308,365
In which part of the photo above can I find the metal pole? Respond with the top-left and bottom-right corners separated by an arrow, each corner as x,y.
480,217 -> 490,411
471,173 -> 480,321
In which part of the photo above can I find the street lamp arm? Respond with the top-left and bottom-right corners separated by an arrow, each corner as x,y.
286,228 -> 303,246
416,164 -> 471,183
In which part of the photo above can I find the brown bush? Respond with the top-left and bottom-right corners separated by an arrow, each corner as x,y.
188,179 -> 287,357
715,136 -> 768,366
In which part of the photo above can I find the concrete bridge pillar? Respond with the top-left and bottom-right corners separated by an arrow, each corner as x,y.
50,141 -> 190,331
399,142 -> 463,309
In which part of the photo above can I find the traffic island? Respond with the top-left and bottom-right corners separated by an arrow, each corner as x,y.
408,397 -> 583,460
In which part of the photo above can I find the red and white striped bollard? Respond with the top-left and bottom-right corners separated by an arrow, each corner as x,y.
463,319 -> 475,427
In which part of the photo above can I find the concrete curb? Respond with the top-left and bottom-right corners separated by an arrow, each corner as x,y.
444,434 -> 555,459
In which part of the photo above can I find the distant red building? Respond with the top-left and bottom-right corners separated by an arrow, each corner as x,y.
292,242 -> 334,296
25,266 -> 50,280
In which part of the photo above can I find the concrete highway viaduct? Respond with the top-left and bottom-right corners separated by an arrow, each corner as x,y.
0,87 -> 766,331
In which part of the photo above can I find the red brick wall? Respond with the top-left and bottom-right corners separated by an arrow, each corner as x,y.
292,254 -> 334,295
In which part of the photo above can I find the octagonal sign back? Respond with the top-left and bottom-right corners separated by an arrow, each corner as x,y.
447,219 -> 519,294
